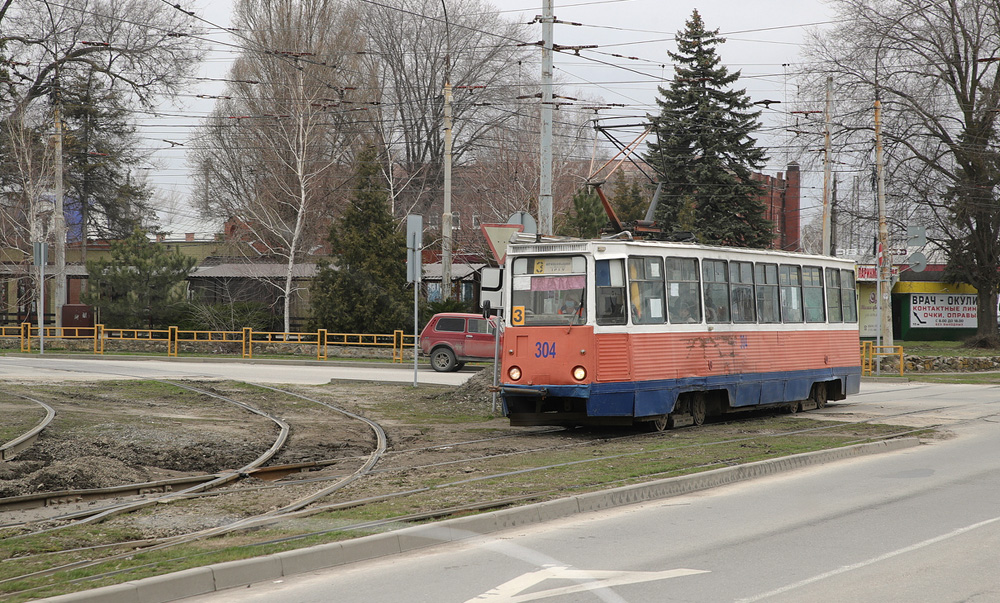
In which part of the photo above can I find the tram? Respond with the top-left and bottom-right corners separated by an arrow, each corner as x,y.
498,235 -> 861,429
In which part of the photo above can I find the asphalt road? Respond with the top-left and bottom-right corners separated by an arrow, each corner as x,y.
182,381 -> 1000,603
0,355 -> 476,386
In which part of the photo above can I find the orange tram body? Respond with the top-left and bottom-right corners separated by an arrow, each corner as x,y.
498,237 -> 862,430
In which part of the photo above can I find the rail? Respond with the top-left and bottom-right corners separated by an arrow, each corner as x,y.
860,341 -> 904,377
3,324 -> 416,362
0,396 -> 56,461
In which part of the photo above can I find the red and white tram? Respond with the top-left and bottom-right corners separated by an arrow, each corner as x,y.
498,236 -> 861,429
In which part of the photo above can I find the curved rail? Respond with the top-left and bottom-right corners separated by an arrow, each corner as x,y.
2,386 -> 990,594
8,380 -> 291,535
0,395 -> 55,461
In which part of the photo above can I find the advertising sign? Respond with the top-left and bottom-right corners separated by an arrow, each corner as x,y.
856,264 -> 899,281
857,283 -> 880,338
910,293 -> 977,328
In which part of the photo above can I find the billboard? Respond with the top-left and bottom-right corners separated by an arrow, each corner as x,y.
909,293 -> 977,328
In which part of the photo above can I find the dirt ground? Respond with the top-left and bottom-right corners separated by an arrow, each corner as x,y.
0,369 -> 915,539
0,370 -> 498,502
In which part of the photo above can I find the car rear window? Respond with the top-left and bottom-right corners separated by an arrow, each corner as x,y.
435,317 -> 465,332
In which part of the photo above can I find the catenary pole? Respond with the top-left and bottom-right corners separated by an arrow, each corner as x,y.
822,76 -> 832,255
539,0 -> 554,234
441,1 -> 453,299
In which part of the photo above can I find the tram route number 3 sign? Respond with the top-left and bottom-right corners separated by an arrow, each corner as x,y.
512,306 -> 526,326
910,293 -> 977,329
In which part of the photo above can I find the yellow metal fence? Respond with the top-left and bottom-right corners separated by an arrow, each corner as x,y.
860,340 -> 904,377
6,324 -> 415,362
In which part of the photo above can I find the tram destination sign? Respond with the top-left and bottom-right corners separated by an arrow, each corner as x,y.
910,293 -> 977,329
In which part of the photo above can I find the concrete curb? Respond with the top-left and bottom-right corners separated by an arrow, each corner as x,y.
39,437 -> 919,602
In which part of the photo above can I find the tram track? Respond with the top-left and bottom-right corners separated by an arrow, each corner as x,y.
1,373 -> 996,601
3,381 -> 987,531
0,394 -> 55,462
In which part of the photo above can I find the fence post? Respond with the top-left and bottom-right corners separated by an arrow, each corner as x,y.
317,329 -> 327,361
20,322 -> 30,353
242,327 -> 252,358
168,326 -> 178,357
393,330 -> 404,362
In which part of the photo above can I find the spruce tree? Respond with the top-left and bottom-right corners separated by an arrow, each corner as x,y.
645,10 -> 773,248
309,146 -> 409,334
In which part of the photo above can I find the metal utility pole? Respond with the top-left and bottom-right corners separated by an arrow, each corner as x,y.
52,83 -> 65,330
538,0 -> 554,235
874,98 -> 893,347
822,76 -> 833,256
440,1 -> 453,299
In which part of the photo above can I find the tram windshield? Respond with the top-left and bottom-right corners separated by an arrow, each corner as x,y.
510,255 -> 588,325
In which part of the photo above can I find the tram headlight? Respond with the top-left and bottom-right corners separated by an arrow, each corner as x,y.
508,366 -> 522,381
572,366 -> 587,381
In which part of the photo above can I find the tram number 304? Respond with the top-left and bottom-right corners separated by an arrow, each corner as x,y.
535,341 -> 557,358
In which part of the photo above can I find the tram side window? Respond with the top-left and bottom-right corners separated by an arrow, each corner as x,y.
596,259 -> 627,325
730,261 -> 756,323
755,263 -> 780,323
802,266 -> 826,323
703,259 -> 730,323
779,265 -> 803,322
627,257 -> 666,324
666,257 -> 701,323
841,269 -> 858,322
825,268 -> 843,323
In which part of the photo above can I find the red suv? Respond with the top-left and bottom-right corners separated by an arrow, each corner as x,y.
419,313 -> 496,372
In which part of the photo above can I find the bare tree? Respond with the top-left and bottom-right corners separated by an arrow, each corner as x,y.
360,0 -> 535,221
192,0 -> 368,332
1,0 -> 204,116
1,0 -> 205,326
2,106 -> 53,319
803,0 -> 1000,340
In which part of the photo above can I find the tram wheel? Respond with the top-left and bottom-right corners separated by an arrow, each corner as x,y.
785,401 -> 800,414
691,394 -> 707,426
812,382 -> 828,409
647,415 -> 669,432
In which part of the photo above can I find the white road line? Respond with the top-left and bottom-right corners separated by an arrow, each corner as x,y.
736,514 -> 1000,602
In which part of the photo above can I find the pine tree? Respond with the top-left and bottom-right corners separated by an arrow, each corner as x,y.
645,9 -> 773,248
309,146 -> 409,334
81,229 -> 196,328
556,188 -> 607,238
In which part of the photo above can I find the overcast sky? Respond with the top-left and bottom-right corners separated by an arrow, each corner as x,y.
151,0 -> 839,235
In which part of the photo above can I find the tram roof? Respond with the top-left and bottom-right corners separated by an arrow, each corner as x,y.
506,234 -> 855,266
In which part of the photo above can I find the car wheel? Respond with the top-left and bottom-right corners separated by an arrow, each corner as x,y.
431,348 -> 458,372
